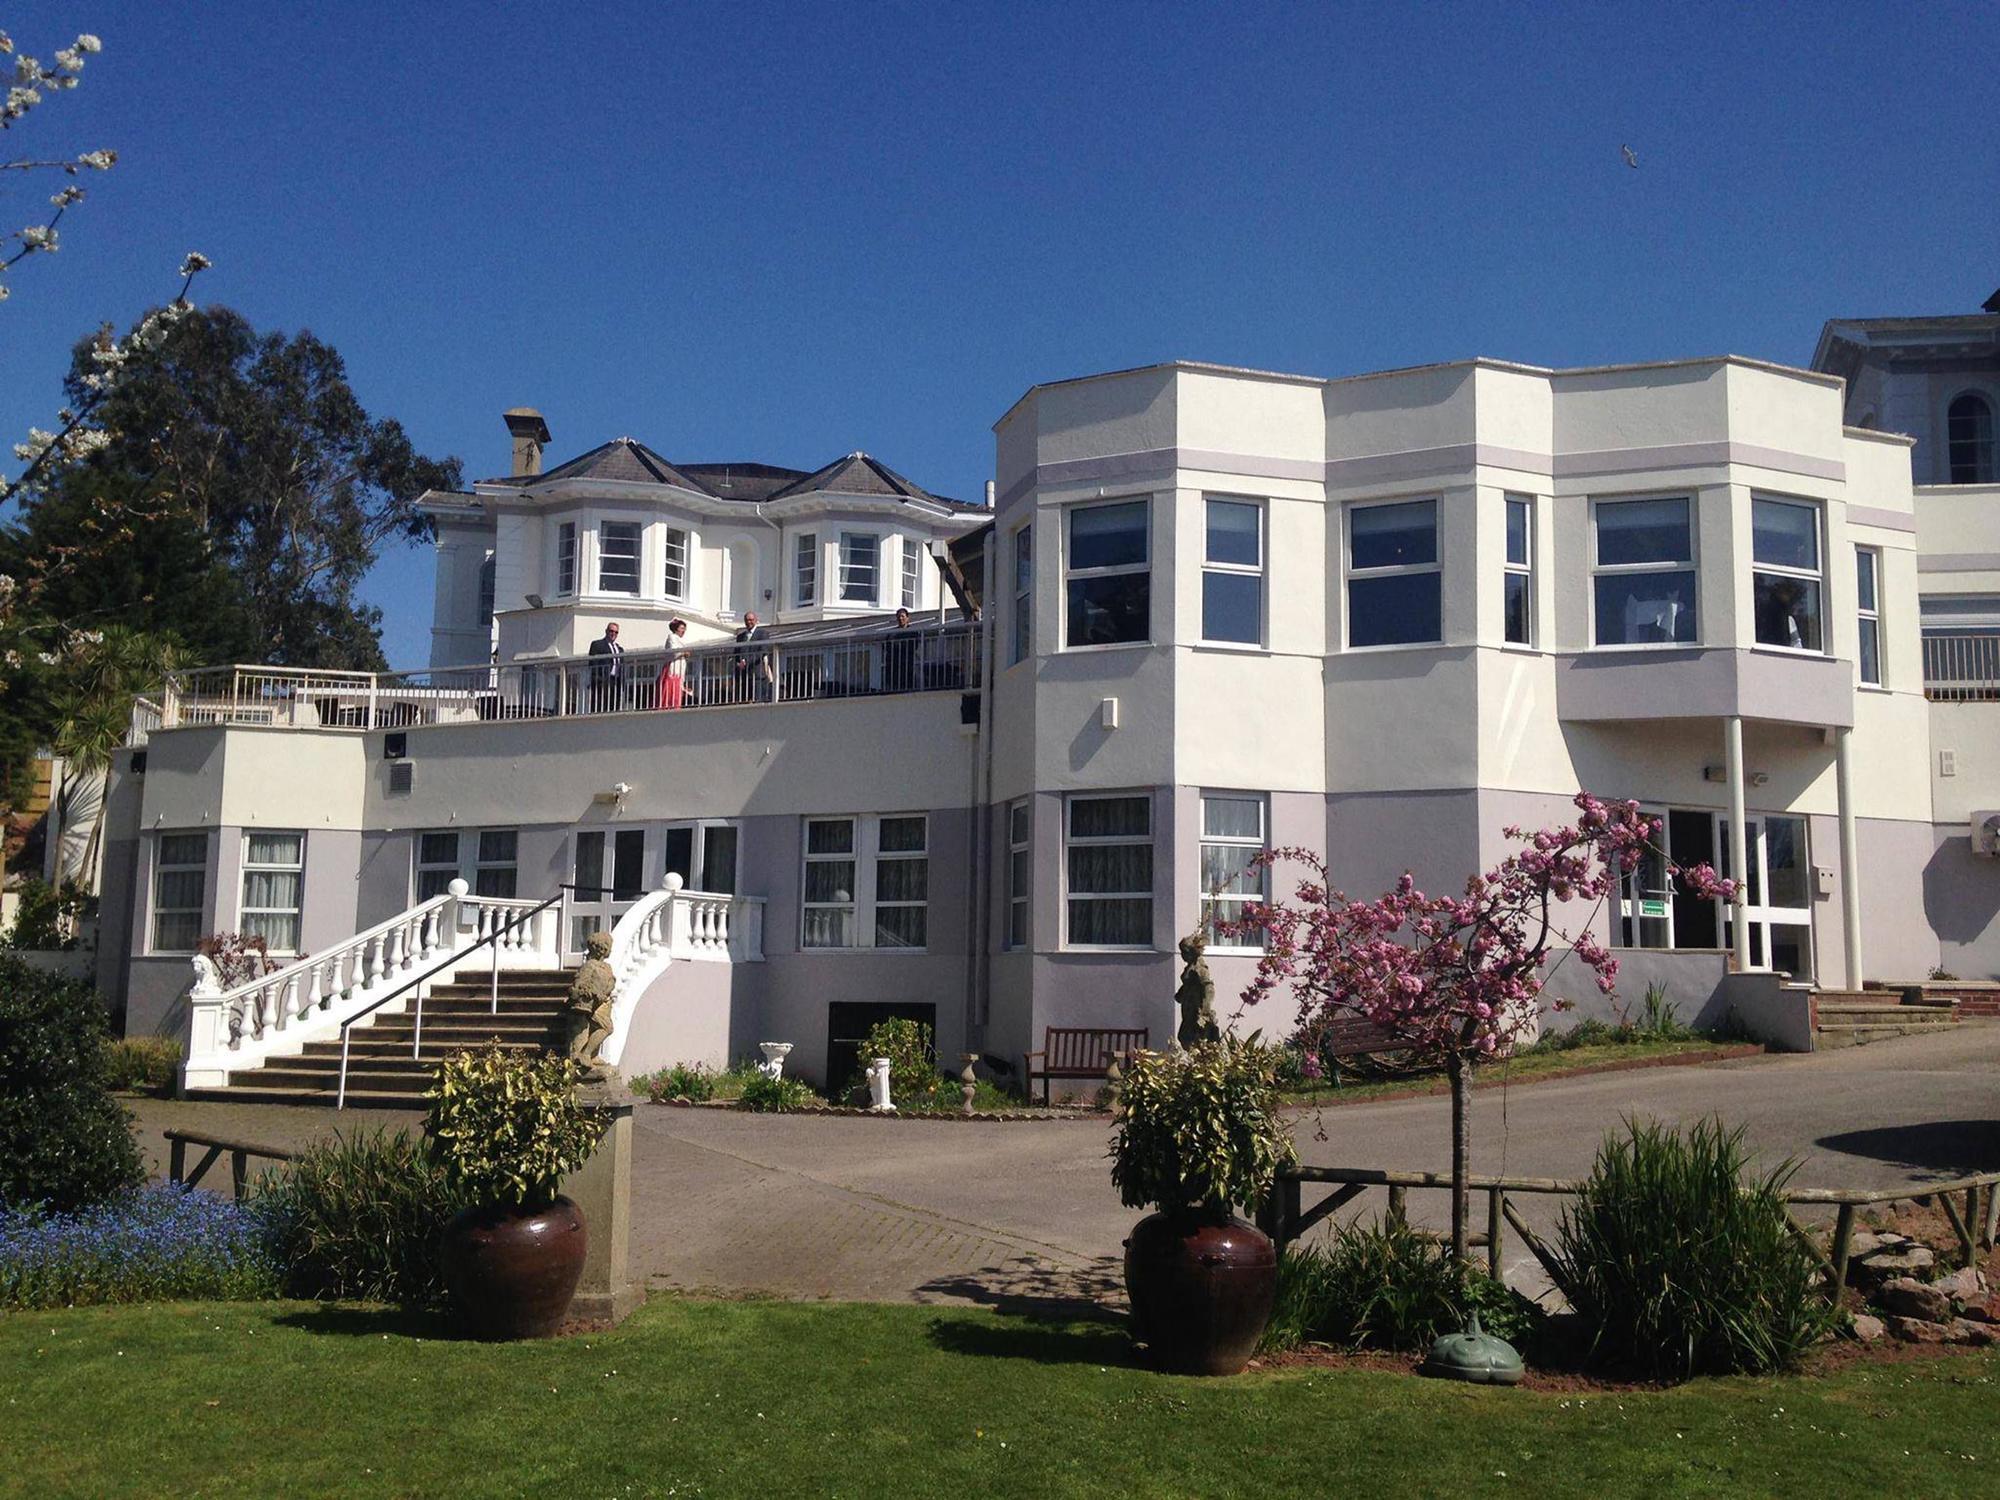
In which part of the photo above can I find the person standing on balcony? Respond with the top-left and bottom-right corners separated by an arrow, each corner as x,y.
657,618 -> 689,709
588,622 -> 625,711
732,612 -> 774,703
885,606 -> 921,692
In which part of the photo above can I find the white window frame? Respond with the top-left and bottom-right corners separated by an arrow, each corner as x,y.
240,830 -> 306,955
474,829 -> 519,898
150,831 -> 208,953
1856,545 -> 1883,688
1006,799 -> 1030,950
1750,496 -> 1826,656
802,817 -> 857,949
1344,498 -> 1442,650
556,521 -> 578,597
1063,498 -> 1152,651
801,813 -> 929,952
873,814 -> 928,950
900,536 -> 921,610
597,521 -> 642,596
1010,522 -> 1033,665
839,531 -> 879,605
1063,792 -> 1154,950
1199,792 -> 1269,951
1588,494 -> 1699,650
1200,496 -> 1265,648
661,526 -> 690,602
1503,494 -> 1534,647
414,830 -> 462,901
1948,390 -> 1996,485
794,531 -> 818,607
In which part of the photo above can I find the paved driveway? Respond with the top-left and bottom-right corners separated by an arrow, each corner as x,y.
131,1023 -> 2000,1306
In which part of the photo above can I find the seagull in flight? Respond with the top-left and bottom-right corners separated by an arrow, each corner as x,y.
1621,144 -> 1639,169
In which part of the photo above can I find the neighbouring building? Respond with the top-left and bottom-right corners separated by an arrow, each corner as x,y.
95,322 -> 2000,1099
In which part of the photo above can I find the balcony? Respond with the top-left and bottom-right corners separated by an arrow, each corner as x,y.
129,621 -> 984,742
1923,632 -> 2000,702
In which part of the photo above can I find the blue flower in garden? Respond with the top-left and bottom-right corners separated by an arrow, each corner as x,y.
0,1182 -> 282,1309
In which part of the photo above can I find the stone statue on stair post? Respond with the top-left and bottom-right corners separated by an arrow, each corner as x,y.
566,931 -> 617,1081
1175,926 -> 1220,1052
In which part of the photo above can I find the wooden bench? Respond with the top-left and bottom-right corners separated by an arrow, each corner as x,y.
1023,1026 -> 1149,1105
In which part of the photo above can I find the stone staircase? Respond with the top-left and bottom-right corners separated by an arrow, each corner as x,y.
1811,989 -> 1960,1050
184,970 -> 573,1109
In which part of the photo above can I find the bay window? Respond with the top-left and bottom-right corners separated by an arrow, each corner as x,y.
1065,794 -> 1153,947
794,532 -> 818,607
556,522 -> 577,596
1346,499 -> 1441,647
1065,500 -> 1150,647
1751,498 -> 1823,652
900,537 -> 921,610
1592,497 -> 1695,646
598,521 -> 641,595
1201,498 -> 1263,645
661,527 -> 689,601
151,832 -> 207,951
840,532 -> 878,604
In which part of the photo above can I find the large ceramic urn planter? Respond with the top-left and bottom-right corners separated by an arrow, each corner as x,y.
441,1196 -> 589,1340
1124,1209 -> 1278,1375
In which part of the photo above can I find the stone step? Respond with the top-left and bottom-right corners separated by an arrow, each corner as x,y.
1816,1003 -> 1957,1026
1821,989 -> 1957,1010
296,1037 -> 547,1059
1815,1023 -> 1954,1050
253,1064 -> 443,1089
186,1085 -> 427,1110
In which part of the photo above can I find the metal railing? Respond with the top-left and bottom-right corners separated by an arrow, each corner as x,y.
1923,631 -> 2000,701
141,622 -> 983,736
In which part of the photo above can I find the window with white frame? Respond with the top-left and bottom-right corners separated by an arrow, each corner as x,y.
1199,793 -> 1268,947
151,832 -> 207,951
1202,498 -> 1263,645
1949,393 -> 1996,485
598,522 -> 641,595
1856,546 -> 1882,687
240,831 -> 305,953
1503,495 -> 1533,646
839,532 -> 878,604
1011,523 -> 1033,664
1006,800 -> 1030,949
874,815 -> 928,949
1065,794 -> 1153,947
661,527 -> 689,601
1065,500 -> 1150,647
415,831 -> 461,900
1346,499 -> 1441,647
1751,498 -> 1823,652
556,522 -> 578,596
477,555 -> 496,627
900,537 -> 921,610
1592,497 -> 1696,646
415,828 -> 518,900
794,532 -> 818,607
475,830 -> 519,898
802,818 -> 856,948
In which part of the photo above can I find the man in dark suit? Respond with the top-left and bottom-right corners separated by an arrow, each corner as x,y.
732,612 -> 774,703
587,622 -> 624,711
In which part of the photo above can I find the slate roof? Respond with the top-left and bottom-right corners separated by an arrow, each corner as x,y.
484,441 -> 982,510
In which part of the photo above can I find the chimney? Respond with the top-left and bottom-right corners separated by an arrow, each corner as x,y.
503,407 -> 551,477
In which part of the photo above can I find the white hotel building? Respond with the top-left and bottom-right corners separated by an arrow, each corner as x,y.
99,313 -> 2000,1098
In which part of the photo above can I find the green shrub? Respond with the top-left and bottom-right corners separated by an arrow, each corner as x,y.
738,1072 -> 815,1113
1,878 -> 95,951
0,955 -> 144,1212
1110,1040 -> 1295,1215
1552,1117 -> 1837,1380
102,1037 -> 182,1094
856,1018 -> 950,1109
423,1048 -> 605,1209
1260,1219 -> 1544,1354
637,1061 -> 718,1103
257,1127 -> 470,1307
1,1183 -> 280,1309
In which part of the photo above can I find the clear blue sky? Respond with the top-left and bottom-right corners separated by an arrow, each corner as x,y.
6,0 -> 1996,668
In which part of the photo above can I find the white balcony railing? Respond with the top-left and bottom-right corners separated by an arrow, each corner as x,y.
1923,632 -> 2000,702
132,622 -> 982,742
600,876 -> 765,1069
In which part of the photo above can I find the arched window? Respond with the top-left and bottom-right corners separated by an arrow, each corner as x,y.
1948,392 -> 1996,484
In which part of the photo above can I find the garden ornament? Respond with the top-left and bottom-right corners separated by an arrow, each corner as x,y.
960,1053 -> 979,1116
1175,927 -> 1220,1051
565,931 -> 617,1079
756,1041 -> 793,1079
866,1057 -> 896,1113
1419,1313 -> 1524,1386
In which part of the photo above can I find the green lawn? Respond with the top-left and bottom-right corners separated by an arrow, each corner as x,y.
1284,1038 -> 1745,1107
4,1297 -> 1995,1498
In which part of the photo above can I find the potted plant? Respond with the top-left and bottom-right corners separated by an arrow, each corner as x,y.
425,1046 -> 606,1339
1110,1039 -> 1296,1375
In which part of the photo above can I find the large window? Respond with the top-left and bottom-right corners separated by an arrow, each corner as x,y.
1202,499 -> 1263,645
151,832 -> 207,951
1949,393 -> 1996,484
794,532 -> 818,607
556,522 -> 577,596
1011,523 -> 1033,664
475,830 -> 519,897
1856,546 -> 1882,687
1065,500 -> 1150,647
900,537 -> 921,610
1503,495 -> 1534,646
1592,497 -> 1695,646
661,527 -> 689,601
1200,793 -> 1267,949
874,816 -> 928,949
839,532 -> 878,604
1006,800 -> 1030,949
240,831 -> 305,953
1751,498 -> 1823,652
416,829 -> 519,900
415,831 -> 461,900
598,521 -> 641,595
1065,794 -> 1153,947
1346,499 -> 1441,647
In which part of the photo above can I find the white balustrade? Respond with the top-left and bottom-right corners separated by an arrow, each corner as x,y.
599,878 -> 767,1067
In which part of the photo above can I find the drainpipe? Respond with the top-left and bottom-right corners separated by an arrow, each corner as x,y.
750,503 -> 783,614
1725,715 -> 1751,972
1835,726 -> 1863,987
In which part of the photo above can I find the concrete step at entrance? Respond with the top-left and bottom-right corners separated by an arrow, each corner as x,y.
185,1084 -> 429,1110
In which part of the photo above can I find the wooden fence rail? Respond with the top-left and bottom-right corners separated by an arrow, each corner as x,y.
164,1129 -> 294,1201
1258,1164 -> 2000,1304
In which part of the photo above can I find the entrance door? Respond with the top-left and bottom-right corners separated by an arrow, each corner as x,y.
569,827 -> 647,954
1718,814 -> 1813,978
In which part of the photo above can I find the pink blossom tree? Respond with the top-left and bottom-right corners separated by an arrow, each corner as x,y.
1234,792 -> 1737,1265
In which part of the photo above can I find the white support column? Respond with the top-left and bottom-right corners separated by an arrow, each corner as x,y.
1835,726 -> 1863,987
1725,715 -> 1751,972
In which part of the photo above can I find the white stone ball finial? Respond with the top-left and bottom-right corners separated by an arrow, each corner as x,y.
447,877 -> 470,897
663,872 -> 684,893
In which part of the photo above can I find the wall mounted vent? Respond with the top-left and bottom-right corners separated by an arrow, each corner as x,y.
388,761 -> 415,794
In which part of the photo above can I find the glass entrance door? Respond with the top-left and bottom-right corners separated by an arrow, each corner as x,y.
569,827 -> 647,954
1718,813 -> 1813,978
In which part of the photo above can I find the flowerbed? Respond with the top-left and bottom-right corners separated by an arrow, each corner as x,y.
0,1182 -> 280,1310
